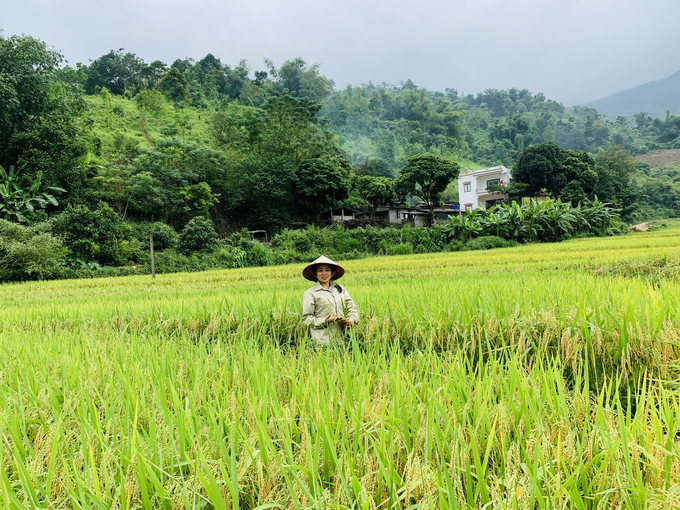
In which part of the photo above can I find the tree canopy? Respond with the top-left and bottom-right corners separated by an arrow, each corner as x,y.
513,142 -> 599,203
395,153 -> 459,223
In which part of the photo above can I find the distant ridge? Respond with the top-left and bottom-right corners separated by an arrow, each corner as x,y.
582,70 -> 680,120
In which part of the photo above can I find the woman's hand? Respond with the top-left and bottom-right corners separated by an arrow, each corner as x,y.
338,317 -> 355,327
325,314 -> 336,323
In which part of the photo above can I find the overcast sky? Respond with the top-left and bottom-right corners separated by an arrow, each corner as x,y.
3,0 -> 680,105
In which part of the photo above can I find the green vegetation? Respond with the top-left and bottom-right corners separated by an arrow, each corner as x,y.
1,229 -> 680,507
3,31 -> 680,283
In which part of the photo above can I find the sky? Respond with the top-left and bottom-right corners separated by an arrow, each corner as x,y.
2,0 -> 680,106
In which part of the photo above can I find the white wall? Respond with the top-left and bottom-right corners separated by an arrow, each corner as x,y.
457,166 -> 512,211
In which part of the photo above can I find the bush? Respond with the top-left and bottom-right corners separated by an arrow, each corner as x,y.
445,241 -> 464,252
131,222 -> 179,251
0,230 -> 66,279
178,216 -> 218,254
50,203 -> 134,265
247,243 -> 271,266
386,243 -> 413,255
464,236 -> 517,251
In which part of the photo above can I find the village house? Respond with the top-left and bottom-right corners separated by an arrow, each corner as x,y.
356,202 -> 460,226
329,207 -> 358,222
458,165 -> 512,211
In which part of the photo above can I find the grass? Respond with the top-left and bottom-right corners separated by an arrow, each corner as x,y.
1,228 -> 680,508
86,94 -> 214,154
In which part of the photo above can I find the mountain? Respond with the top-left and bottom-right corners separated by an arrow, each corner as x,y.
582,70 -> 680,120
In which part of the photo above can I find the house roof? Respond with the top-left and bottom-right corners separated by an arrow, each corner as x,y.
458,165 -> 510,179
329,206 -> 359,214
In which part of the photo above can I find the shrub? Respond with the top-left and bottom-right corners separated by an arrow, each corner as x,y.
247,243 -> 271,267
131,222 -> 179,251
178,216 -> 218,254
50,203 -> 133,265
386,243 -> 413,255
464,236 -> 517,251
1,231 -> 66,279
445,241 -> 464,252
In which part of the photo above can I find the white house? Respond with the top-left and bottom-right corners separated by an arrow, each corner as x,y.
458,165 -> 512,211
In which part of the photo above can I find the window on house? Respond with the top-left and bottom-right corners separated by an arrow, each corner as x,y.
487,178 -> 500,187
465,204 -> 473,211
396,211 -> 400,219
463,183 -> 471,192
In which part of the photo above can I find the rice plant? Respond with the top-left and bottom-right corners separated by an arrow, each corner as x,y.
1,227 -> 680,508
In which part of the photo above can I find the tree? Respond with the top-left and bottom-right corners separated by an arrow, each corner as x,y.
159,68 -> 190,107
84,49 -> 144,95
295,159 -> 350,223
0,34 -> 88,198
179,216 -> 218,253
0,164 -> 64,223
355,158 -> 394,178
260,93 -> 323,164
593,145 -> 638,219
513,142 -> 598,201
268,57 -> 333,103
356,176 -> 395,216
134,90 -> 167,118
395,153 -> 459,224
50,203 -> 133,265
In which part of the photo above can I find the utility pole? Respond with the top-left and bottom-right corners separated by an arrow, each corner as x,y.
149,232 -> 155,279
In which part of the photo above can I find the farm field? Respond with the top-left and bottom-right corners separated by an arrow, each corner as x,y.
2,230 -> 680,509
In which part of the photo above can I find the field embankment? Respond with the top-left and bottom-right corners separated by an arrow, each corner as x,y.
1,230 -> 680,508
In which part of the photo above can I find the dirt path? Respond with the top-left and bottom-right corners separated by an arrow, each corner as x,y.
139,113 -> 154,147
631,222 -> 648,232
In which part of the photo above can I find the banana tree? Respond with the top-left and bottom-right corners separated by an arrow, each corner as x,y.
541,198 -> 576,242
0,165 -> 65,223
480,205 -> 510,238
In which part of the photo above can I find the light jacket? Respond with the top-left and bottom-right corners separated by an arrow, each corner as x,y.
302,281 -> 359,344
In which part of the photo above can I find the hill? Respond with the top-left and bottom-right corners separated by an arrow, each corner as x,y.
633,148 -> 680,168
582,70 -> 680,120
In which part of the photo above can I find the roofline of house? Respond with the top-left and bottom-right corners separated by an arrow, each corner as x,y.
458,166 -> 510,178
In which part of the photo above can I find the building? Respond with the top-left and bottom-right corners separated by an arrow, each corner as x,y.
372,205 -> 428,226
458,165 -> 512,211
329,207 -> 357,222
359,202 -> 460,226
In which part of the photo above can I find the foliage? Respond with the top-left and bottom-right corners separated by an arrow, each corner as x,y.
0,164 -> 64,223
0,34 -> 88,198
0,219 -> 66,278
445,198 -> 622,243
464,235 -> 517,250
294,158 -> 351,221
513,142 -> 599,200
159,68 -> 191,106
395,153 -> 459,223
83,49 -> 146,95
130,221 -> 179,251
178,215 -> 218,253
355,175 -> 396,216
50,202 -> 135,265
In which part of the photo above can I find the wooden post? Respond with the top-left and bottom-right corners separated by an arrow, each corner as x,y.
149,232 -> 155,279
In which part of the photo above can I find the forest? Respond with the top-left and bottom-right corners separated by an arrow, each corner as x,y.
2,33 -> 680,280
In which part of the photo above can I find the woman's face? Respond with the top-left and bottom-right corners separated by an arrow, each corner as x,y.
316,264 -> 333,285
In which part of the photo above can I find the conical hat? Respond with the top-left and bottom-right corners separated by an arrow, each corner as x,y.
302,255 -> 345,282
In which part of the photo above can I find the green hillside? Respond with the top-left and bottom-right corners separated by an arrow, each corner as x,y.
4,32 -> 680,282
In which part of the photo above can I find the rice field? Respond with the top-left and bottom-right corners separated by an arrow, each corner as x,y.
2,229 -> 680,509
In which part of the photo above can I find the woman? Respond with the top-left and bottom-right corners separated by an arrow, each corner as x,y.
302,256 -> 358,345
